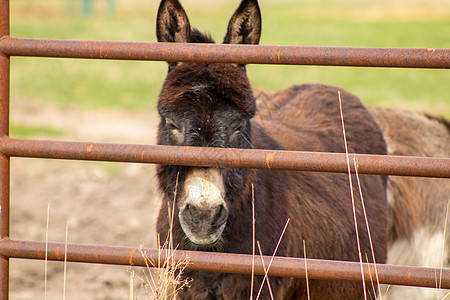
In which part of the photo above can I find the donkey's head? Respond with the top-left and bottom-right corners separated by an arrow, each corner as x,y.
156,0 -> 261,248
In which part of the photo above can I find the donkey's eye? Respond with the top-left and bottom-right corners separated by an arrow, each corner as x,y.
165,118 -> 184,144
169,123 -> 179,131
232,121 -> 247,133
166,119 -> 181,132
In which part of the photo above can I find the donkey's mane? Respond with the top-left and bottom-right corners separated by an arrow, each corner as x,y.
189,28 -> 215,43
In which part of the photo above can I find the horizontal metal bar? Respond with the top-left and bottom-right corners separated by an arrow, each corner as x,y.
0,239 -> 449,289
0,37 -> 449,68
1,137 -> 448,178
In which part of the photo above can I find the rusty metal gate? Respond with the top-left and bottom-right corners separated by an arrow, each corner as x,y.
0,0 -> 449,298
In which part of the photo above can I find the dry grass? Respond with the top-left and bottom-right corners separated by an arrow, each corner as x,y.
338,91 -> 368,298
439,199 -> 450,290
131,238 -> 191,300
62,219 -> 69,300
339,91 -> 384,298
44,204 -> 50,300
303,240 -> 311,300
130,172 -> 191,300
255,218 -> 290,300
250,184 -> 256,300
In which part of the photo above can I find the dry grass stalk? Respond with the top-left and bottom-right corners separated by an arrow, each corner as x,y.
364,253 -> 378,297
135,238 -> 191,300
303,240 -> 310,300
354,158 -> 382,298
129,269 -> 135,300
441,290 -> 450,300
256,241 -> 274,300
44,203 -> 50,300
255,218 -> 290,300
338,90 -> 367,299
250,183 -> 256,300
439,198 -> 450,289
63,219 -> 69,300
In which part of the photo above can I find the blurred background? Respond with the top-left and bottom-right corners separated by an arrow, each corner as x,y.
10,0 -> 450,140
7,0 -> 450,299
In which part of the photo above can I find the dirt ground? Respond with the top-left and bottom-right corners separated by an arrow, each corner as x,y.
9,101 -> 163,299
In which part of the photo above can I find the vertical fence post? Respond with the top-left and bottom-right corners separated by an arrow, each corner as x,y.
0,0 -> 9,298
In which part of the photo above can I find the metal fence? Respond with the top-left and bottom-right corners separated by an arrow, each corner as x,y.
0,0 -> 449,298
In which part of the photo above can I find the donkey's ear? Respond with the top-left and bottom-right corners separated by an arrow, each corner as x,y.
223,0 -> 261,45
156,0 -> 191,43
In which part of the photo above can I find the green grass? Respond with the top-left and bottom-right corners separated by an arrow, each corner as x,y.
10,123 -> 64,139
9,0 -> 450,117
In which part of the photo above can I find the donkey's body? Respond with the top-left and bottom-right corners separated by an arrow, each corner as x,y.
154,0 -> 449,299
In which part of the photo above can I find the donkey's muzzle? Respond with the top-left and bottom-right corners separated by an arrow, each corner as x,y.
179,168 -> 228,246
179,203 -> 228,246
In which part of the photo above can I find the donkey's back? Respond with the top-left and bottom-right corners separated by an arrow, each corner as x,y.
253,84 -> 386,154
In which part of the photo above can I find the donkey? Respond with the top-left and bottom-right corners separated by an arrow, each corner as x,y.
368,108 -> 450,299
155,0 -> 449,299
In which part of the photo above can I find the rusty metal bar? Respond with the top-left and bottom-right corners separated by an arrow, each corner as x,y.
0,137 -> 448,178
0,37 -> 448,69
0,239 -> 449,290
0,0 -> 9,298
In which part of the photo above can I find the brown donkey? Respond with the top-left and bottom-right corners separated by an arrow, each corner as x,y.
369,108 -> 450,299
155,0 -> 449,299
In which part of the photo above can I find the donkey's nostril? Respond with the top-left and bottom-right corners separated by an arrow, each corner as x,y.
212,204 -> 228,228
